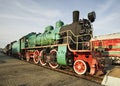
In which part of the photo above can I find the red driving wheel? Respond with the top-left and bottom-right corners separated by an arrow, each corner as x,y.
49,49 -> 59,69
33,50 -> 40,64
39,50 -> 46,66
73,60 -> 87,75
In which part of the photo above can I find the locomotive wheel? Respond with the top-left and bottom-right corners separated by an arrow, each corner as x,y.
33,50 -> 40,64
39,50 -> 47,66
26,52 -> 30,62
49,49 -> 59,69
73,60 -> 87,75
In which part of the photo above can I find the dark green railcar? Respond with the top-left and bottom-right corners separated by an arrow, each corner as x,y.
12,40 -> 20,56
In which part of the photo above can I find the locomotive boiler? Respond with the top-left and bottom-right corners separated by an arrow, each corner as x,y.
36,21 -> 64,46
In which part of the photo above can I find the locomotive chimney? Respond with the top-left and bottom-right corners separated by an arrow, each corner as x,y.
73,10 -> 79,23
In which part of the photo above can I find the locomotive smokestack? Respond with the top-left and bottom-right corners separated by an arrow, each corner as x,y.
73,11 -> 79,23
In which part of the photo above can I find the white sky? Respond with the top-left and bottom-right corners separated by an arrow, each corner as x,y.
0,0 -> 120,48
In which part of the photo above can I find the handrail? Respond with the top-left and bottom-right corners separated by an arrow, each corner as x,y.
59,30 -> 92,38
59,30 -> 92,50
61,36 -> 90,44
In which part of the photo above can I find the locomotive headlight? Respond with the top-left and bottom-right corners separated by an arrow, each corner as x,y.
88,11 -> 96,23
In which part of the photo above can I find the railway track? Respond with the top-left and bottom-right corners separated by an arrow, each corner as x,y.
20,58 -> 103,84
44,65 -> 103,84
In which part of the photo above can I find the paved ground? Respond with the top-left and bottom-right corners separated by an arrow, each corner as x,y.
0,52 -> 102,86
